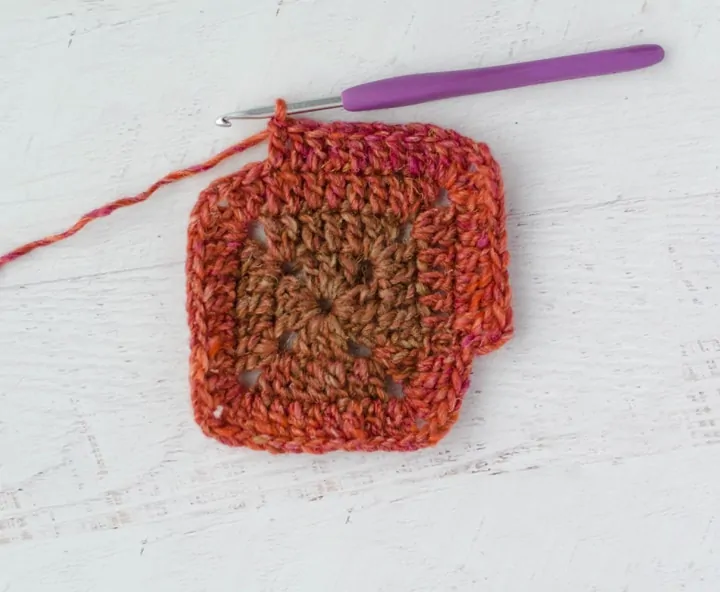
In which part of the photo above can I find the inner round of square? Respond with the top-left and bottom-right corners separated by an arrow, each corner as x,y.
233,193 -> 444,404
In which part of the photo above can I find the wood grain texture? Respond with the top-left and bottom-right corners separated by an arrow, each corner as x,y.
1,0 -> 719,589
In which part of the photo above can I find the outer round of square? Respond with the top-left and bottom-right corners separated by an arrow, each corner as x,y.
186,109 -> 513,453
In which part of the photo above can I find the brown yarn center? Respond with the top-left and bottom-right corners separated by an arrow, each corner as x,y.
235,202 -> 437,404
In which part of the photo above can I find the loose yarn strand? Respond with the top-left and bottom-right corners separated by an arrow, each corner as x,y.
0,129 -> 269,271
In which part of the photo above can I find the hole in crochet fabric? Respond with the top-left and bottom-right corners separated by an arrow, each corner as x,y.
213,405 -> 224,419
399,223 -> 412,243
317,298 -> 332,314
348,340 -> 371,358
278,331 -> 297,352
239,369 -> 260,389
384,376 -> 405,399
281,261 -> 300,276
357,259 -> 373,283
217,198 -> 229,209
249,221 -> 267,246
436,188 -> 451,207
416,418 -> 427,428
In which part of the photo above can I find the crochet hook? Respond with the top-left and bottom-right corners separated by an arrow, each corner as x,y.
216,43 -> 664,126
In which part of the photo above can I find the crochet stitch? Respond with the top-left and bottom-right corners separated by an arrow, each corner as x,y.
187,101 -> 512,452
0,99 -> 512,453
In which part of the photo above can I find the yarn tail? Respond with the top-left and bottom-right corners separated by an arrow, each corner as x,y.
0,129 -> 269,271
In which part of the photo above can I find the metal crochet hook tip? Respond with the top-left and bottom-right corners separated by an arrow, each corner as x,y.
216,97 -> 343,126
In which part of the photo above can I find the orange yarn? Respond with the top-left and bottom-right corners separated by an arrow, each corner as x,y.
1,100 -> 513,453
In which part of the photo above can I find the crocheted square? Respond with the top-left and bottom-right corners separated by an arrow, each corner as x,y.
186,104 -> 512,453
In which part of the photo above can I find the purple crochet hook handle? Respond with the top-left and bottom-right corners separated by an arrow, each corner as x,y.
341,44 -> 665,112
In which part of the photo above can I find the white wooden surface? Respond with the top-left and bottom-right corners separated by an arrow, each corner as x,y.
1,0 -> 720,590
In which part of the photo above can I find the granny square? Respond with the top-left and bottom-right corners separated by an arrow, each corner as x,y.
186,103 -> 512,453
